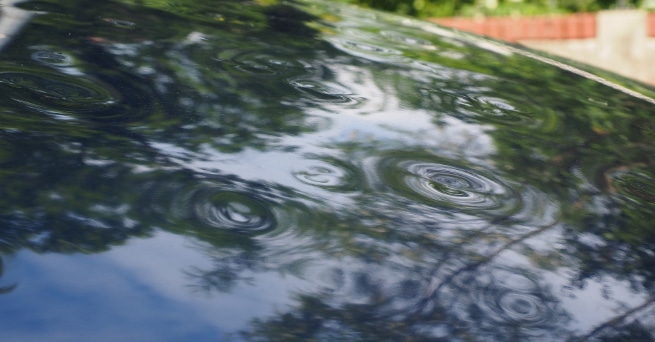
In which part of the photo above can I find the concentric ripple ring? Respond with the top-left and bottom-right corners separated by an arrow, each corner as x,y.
190,188 -> 276,233
0,69 -> 117,114
377,155 -> 521,215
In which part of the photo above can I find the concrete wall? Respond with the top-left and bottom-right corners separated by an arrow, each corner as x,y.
432,11 -> 655,87
520,11 -> 655,86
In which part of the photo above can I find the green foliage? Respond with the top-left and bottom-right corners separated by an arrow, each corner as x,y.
342,0 -> 645,17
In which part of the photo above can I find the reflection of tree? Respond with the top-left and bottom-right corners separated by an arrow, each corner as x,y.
180,146 -> 573,340
465,54 -> 655,338
180,5 -> 655,338
186,250 -> 265,293
237,264 -> 568,341
0,257 -> 17,295
0,130 -> 153,254
335,9 -> 655,340
0,0 -> 326,253
0,0 -> 655,340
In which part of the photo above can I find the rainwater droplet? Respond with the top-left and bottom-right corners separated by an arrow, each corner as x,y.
103,18 -> 137,29
289,78 -> 357,104
380,30 -> 434,48
31,50 -> 74,67
587,97 -> 608,106
215,49 -> 305,77
456,94 -> 539,127
328,38 -> 405,64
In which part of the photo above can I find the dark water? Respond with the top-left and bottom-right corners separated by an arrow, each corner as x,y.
1,0 -> 655,340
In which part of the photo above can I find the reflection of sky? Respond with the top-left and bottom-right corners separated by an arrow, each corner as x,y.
0,232 -> 304,340
0,226 -> 640,341
4,228 -> 647,341
495,247 -> 652,336
152,62 -> 496,204
563,277 -> 648,331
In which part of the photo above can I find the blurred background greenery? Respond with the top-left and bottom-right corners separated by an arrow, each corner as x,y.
337,0 -> 653,18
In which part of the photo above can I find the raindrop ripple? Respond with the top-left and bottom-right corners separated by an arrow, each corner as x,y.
378,156 -> 521,215
293,157 -> 361,191
185,185 -> 277,234
610,170 -> 655,205
31,50 -> 74,67
439,267 -> 565,339
0,65 -> 155,123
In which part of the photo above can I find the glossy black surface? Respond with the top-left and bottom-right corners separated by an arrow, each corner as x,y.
1,0 -> 655,340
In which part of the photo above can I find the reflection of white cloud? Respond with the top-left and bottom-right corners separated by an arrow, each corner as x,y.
2,247 -> 219,341
105,232 -> 305,333
299,63 -> 496,162
148,63 -> 496,211
0,232 -> 306,340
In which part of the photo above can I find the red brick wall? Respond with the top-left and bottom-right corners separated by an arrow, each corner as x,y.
431,13 -> 597,42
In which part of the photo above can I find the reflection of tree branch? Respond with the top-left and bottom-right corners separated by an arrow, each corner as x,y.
567,297 -> 655,342
0,257 -> 17,295
185,251 -> 266,294
478,220 -> 559,266
185,265 -> 253,293
427,220 -> 559,304
0,283 -> 17,294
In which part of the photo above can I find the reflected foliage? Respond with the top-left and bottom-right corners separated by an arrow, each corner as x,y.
342,0 -> 642,18
0,0 -> 655,340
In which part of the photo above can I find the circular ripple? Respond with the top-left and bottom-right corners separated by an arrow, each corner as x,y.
454,94 -> 542,127
102,18 -> 137,29
0,69 -> 117,114
493,292 -> 548,323
378,156 -> 519,214
215,48 -> 307,78
293,157 -> 360,191
610,170 -> 655,205
234,53 -> 302,76
192,190 -> 275,233
31,50 -> 74,67
140,174 -> 332,255
492,268 -> 538,292
288,78 -> 358,104
143,178 -> 279,235
234,57 -> 281,75
327,37 -> 405,64
0,65 -> 154,123
379,30 -> 434,48
438,267 -> 564,340
474,269 -> 550,325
